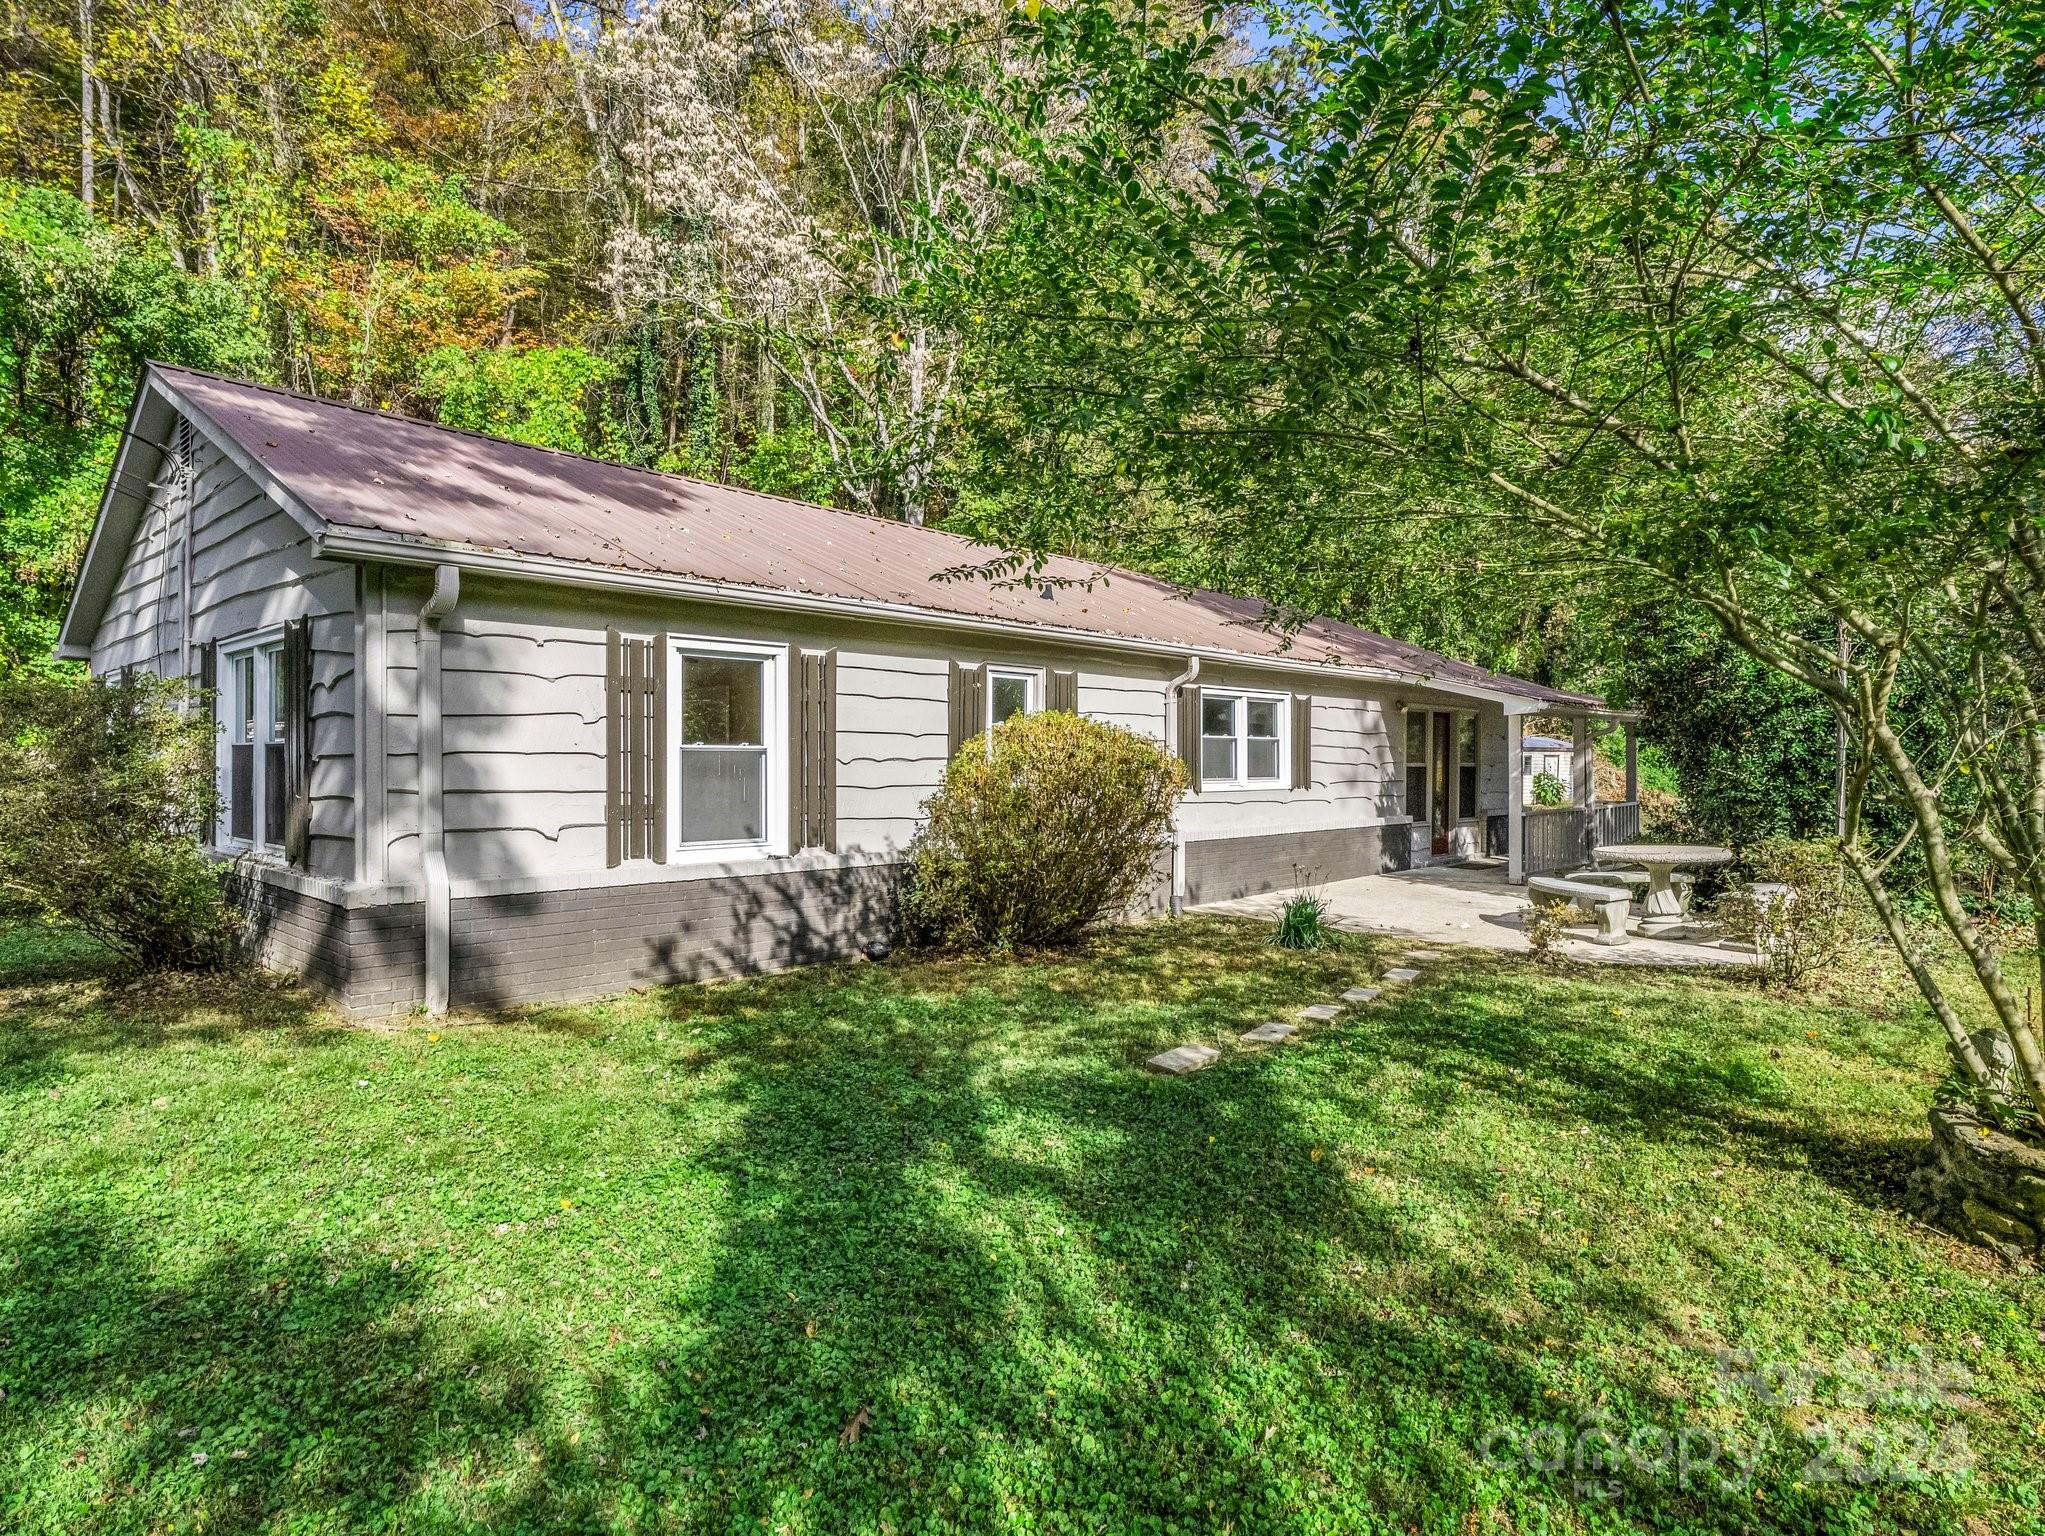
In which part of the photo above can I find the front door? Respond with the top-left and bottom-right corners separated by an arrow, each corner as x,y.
1431,711 -> 1453,855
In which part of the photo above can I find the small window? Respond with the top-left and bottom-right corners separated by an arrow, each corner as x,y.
1201,694 -> 1238,783
218,637 -> 286,850
678,652 -> 768,846
1201,690 -> 1288,787
1245,696 -> 1282,782
1457,714 -> 1479,820
987,667 -> 1038,730
263,654 -> 288,846
1404,711 -> 1429,821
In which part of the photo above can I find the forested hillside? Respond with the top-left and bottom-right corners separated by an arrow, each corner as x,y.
0,0 -> 1606,661
1,0 -> 908,670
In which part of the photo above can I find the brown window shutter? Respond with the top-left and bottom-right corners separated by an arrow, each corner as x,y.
1176,684 -> 1203,793
1291,694 -> 1313,791
198,640 -> 218,839
947,661 -> 985,759
606,630 -> 659,866
283,616 -> 314,865
791,648 -> 838,852
1047,669 -> 1078,713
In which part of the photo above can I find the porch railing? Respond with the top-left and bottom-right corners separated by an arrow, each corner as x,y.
1521,801 -> 1642,877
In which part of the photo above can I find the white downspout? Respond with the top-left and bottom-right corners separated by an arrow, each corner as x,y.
1165,655 -> 1200,916
418,563 -> 460,1015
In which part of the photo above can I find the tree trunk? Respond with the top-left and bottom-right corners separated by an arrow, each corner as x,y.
78,0 -> 94,212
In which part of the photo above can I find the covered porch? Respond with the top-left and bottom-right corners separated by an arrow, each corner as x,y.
1501,705 -> 1644,884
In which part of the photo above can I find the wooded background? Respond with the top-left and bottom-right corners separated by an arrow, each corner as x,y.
5,0 -> 2018,862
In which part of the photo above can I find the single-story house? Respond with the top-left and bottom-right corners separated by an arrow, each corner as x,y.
60,365 -> 1625,1014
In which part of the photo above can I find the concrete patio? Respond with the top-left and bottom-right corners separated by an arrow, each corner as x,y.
1195,859 -> 1759,968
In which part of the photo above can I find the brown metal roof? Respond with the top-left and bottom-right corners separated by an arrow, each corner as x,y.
155,365 -> 1600,707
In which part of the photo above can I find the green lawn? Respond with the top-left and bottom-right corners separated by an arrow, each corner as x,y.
1,919 -> 2040,1535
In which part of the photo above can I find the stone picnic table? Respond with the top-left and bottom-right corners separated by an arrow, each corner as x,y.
1593,842 -> 1734,933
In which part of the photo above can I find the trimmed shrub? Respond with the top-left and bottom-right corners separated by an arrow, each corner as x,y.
1531,770 -> 1567,808
0,670 -> 240,969
899,711 -> 1186,952
1717,837 -> 1867,989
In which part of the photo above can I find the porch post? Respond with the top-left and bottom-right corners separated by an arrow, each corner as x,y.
1623,721 -> 1638,803
1573,715 -> 1593,809
1507,713 -> 1525,884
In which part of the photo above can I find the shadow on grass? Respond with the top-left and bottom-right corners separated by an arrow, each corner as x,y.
0,922 -> 1978,1532
0,921 -> 343,1093
1358,956 -> 1935,1216
0,1205 -> 557,1533
517,931 -> 1848,1531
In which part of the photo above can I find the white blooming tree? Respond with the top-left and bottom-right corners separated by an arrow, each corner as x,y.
601,0 -> 1015,522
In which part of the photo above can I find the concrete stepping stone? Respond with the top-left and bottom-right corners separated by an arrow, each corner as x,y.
1297,1002 -> 1343,1021
1341,986 -> 1381,1004
1403,949 -> 1444,962
1241,1021 -> 1299,1045
1146,1044 -> 1219,1075
1381,967 -> 1421,984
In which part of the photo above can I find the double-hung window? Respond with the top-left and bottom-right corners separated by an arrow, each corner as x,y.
1404,711 -> 1429,821
674,650 -> 768,854
219,635 -> 287,850
986,667 -> 1039,730
1199,690 -> 1287,788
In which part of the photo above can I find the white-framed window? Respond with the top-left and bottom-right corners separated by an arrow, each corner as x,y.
1200,689 -> 1287,788
1404,709 -> 1429,821
986,666 -> 1041,730
217,632 -> 287,850
666,635 -> 786,857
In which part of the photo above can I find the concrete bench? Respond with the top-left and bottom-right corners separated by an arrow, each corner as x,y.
1570,866 -> 1696,913
1526,875 -> 1632,946
1566,867 -> 1647,900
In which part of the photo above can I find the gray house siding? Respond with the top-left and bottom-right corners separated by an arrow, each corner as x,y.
1183,823 -> 1412,905
85,424 -> 357,881
88,449 -> 185,678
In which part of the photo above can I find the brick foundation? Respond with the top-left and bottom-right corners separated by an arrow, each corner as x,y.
1183,823 -> 1410,905
447,863 -> 899,1010
228,862 -> 900,1015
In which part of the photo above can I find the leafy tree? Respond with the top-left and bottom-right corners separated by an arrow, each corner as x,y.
0,670 -> 240,968
734,423 -> 839,503
952,0 -> 2045,1124
0,180 -> 260,675
1604,612 -> 1839,847
597,0 -> 1039,522
0,179 -> 259,427
418,343 -> 611,452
